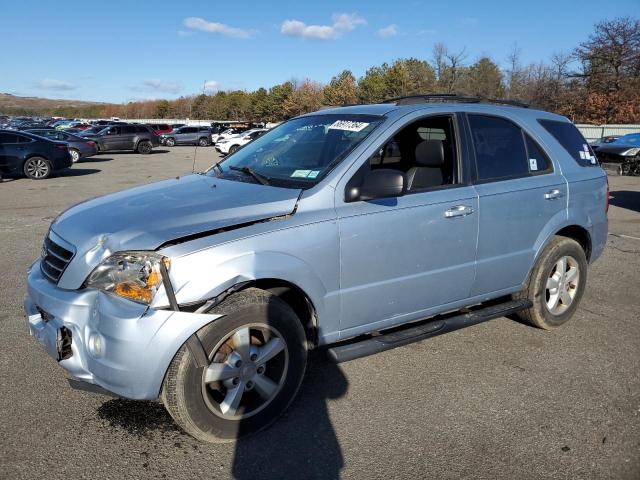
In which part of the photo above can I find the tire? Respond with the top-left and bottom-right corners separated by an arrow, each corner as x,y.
513,236 -> 588,329
165,138 -> 176,147
162,288 -> 307,443
198,137 -> 209,147
229,145 -> 239,154
69,149 -> 80,163
23,157 -> 52,179
137,141 -> 152,154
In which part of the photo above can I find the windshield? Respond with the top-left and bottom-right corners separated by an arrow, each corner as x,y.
614,133 -> 640,145
208,114 -> 383,188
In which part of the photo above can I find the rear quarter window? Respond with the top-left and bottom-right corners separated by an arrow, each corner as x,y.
538,119 -> 597,167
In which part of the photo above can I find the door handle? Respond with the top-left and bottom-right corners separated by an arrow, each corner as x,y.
444,205 -> 474,218
544,189 -> 563,200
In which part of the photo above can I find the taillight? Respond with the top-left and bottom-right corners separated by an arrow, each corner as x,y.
86,140 -> 95,146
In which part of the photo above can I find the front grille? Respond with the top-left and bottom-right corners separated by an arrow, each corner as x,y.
40,235 -> 74,283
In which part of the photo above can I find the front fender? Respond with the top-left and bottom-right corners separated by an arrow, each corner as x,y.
161,250 -> 331,326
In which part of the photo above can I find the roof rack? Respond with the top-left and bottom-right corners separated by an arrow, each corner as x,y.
382,93 -> 529,108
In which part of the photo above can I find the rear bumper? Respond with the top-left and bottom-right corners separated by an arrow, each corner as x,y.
24,260 -> 221,399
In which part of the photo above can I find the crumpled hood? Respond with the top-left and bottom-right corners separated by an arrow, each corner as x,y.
51,174 -> 300,288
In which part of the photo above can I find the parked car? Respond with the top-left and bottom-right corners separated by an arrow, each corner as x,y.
215,128 -> 268,154
16,121 -> 49,130
146,123 -> 173,135
76,126 -> 108,137
83,124 -> 159,153
592,132 -> 640,175
0,129 -> 72,179
211,127 -> 245,144
24,97 -> 607,443
26,128 -> 98,162
160,126 -> 212,146
590,135 -> 620,145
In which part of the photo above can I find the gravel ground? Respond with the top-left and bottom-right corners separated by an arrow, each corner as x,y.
0,147 -> 638,479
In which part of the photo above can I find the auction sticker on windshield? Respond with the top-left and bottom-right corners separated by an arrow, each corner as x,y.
328,120 -> 370,132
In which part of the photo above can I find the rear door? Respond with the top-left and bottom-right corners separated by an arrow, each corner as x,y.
0,132 -> 22,170
120,125 -> 138,149
466,114 -> 567,296
178,127 -> 197,144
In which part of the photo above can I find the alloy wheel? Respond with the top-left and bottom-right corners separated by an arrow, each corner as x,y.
545,255 -> 580,315
202,323 -> 289,420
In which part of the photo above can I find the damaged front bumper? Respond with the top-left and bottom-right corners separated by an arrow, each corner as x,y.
24,260 -> 221,400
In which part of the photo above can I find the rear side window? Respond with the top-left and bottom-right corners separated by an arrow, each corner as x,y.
121,125 -> 137,134
468,115 -> 528,181
0,133 -> 20,143
538,119 -> 597,167
524,134 -> 551,173
159,124 -> 170,130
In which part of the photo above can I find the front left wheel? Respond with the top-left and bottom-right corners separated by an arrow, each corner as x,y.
162,288 -> 307,443
69,149 -> 80,163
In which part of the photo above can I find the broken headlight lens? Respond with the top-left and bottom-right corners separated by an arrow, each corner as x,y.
85,252 -> 170,304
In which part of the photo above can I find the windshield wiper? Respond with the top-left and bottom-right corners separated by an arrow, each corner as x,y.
229,165 -> 271,186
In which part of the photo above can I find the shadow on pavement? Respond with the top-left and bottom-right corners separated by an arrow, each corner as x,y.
58,168 -> 101,177
232,351 -> 348,480
609,190 -> 640,213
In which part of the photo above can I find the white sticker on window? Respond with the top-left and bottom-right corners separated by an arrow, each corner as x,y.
291,169 -> 311,178
529,158 -> 538,171
579,151 -> 587,160
590,156 -> 597,164
583,144 -> 590,153
328,120 -> 370,132
307,170 -> 320,179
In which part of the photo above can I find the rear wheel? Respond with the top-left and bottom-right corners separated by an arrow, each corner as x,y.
198,137 -> 209,147
229,145 -> 239,154
165,138 -> 176,147
513,236 -> 588,329
69,149 -> 80,163
137,141 -> 152,154
162,288 -> 307,443
23,157 -> 52,179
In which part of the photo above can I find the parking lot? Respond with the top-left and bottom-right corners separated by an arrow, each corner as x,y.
0,147 -> 638,479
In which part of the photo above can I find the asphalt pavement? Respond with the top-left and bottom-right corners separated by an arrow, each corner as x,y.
0,147 -> 638,479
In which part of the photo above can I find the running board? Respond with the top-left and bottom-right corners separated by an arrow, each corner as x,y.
326,299 -> 532,363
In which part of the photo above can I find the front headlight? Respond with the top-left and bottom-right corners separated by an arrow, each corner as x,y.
85,252 -> 170,304
622,147 -> 639,156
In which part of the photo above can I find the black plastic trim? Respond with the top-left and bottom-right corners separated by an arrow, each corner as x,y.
326,299 -> 532,363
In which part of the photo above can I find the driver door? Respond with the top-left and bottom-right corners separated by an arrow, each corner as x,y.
334,113 -> 479,336
101,126 -> 122,151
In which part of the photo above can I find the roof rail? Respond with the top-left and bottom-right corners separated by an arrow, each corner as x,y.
382,93 -> 529,108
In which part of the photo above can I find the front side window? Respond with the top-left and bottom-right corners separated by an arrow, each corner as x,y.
468,115 -> 529,181
348,115 -> 458,195
210,114 -> 383,188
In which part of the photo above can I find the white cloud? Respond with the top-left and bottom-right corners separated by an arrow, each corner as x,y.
281,13 -> 366,40
182,17 -> 254,39
417,28 -> 437,36
37,79 -> 76,91
203,80 -> 220,93
377,24 -> 398,38
130,79 -> 184,94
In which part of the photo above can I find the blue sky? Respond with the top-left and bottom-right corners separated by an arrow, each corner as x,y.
1,0 -> 638,103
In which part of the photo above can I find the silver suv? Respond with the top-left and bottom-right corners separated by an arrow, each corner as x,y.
24,96 -> 608,442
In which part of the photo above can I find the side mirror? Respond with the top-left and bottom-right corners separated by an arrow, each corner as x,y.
345,169 -> 406,202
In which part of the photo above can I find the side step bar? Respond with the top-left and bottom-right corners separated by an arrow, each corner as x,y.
326,299 -> 532,363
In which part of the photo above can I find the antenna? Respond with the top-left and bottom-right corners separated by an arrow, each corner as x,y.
192,79 -> 207,174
